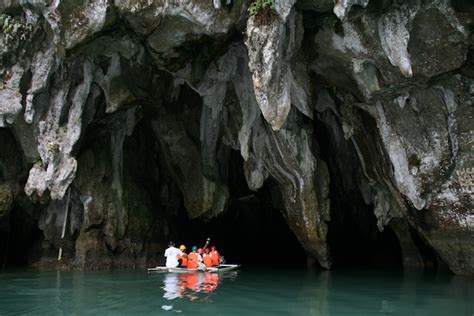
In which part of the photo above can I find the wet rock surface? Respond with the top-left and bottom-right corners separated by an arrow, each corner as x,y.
0,0 -> 472,274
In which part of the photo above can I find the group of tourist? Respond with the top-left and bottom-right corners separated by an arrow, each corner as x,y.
164,242 -> 222,269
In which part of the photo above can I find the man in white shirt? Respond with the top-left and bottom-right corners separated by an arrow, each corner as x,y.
164,241 -> 182,268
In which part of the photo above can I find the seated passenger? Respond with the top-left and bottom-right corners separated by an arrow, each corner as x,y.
187,246 -> 202,270
202,248 -> 213,268
210,246 -> 220,266
178,245 -> 188,267
164,241 -> 182,268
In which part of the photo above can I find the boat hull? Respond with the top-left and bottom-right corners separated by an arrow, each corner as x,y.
147,264 -> 240,273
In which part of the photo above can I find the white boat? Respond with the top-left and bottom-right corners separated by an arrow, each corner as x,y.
147,264 -> 240,273
147,266 -> 169,272
207,264 -> 240,272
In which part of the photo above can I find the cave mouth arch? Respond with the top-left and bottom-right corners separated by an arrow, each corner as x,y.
174,150 -> 309,268
166,142 -> 403,269
178,197 -> 309,268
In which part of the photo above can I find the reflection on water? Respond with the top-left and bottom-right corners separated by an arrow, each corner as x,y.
162,272 -> 222,302
0,268 -> 472,315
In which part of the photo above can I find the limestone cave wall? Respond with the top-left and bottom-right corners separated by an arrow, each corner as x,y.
0,0 -> 472,274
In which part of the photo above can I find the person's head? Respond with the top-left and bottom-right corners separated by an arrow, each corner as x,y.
211,246 -> 216,251
204,248 -> 210,254
179,245 -> 186,251
197,248 -> 203,254
192,246 -> 198,252
168,241 -> 175,247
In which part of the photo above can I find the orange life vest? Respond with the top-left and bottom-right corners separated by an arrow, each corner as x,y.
211,250 -> 220,266
179,253 -> 188,267
187,252 -> 199,269
203,253 -> 213,268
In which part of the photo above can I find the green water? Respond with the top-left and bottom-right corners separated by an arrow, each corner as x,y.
0,268 -> 472,315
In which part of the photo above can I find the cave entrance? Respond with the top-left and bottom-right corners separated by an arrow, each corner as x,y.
177,151 -> 308,268
121,99 -> 308,269
0,205 -> 42,269
126,89 -> 309,268
0,128 -> 42,269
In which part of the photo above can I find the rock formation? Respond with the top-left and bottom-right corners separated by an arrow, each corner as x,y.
0,0 -> 472,274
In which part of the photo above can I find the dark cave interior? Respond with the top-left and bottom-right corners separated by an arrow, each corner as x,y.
176,145 -> 403,269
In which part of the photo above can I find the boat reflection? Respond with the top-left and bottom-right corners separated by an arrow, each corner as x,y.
162,271 -> 221,301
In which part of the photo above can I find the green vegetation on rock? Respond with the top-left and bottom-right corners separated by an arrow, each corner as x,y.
0,13 -> 32,45
248,0 -> 274,16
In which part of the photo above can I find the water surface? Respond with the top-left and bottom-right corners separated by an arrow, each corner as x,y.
0,267 -> 472,315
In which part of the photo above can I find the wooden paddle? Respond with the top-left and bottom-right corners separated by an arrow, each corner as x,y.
202,237 -> 210,250
197,237 -> 211,270
187,256 -> 206,271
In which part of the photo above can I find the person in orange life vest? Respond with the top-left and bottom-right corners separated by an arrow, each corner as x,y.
202,248 -> 213,268
178,245 -> 188,267
187,246 -> 202,269
210,246 -> 220,266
